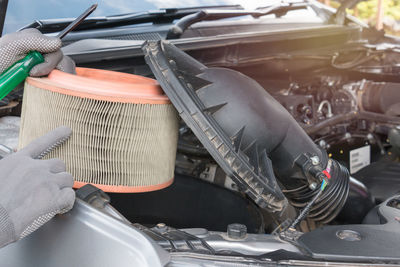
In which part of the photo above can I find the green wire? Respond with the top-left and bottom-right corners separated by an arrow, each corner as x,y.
321,179 -> 328,191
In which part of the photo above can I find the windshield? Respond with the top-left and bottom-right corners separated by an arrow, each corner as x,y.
3,0 -> 269,34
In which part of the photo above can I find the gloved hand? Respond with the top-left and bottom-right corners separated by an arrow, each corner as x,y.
0,126 -> 75,248
0,28 -> 75,76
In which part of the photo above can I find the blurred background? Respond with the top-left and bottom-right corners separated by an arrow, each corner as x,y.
321,0 -> 400,35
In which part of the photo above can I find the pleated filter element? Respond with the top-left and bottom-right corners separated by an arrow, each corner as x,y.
19,68 -> 179,193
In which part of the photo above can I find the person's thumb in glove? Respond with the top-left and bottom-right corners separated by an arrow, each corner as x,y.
0,126 -> 75,248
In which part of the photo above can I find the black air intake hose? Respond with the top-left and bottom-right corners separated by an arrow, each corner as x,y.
197,68 -> 325,182
197,68 -> 349,223
143,41 -> 349,223
361,81 -> 400,116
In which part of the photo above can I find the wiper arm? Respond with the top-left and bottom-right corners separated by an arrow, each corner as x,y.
166,2 -> 310,39
20,5 -> 244,34
334,0 -> 364,25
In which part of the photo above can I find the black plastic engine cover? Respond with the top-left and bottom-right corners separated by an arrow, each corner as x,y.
353,161 -> 400,203
298,195 -> 400,263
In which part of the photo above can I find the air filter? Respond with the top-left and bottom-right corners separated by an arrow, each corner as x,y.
19,68 -> 179,193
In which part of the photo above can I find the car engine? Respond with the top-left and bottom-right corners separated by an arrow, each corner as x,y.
172,42 -> 400,230
1,16 -> 400,265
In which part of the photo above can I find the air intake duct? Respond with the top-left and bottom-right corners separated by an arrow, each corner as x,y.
359,81 -> 400,116
143,41 -> 349,223
19,68 -> 179,193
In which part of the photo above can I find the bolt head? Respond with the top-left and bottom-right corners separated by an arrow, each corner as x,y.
156,223 -> 166,228
309,182 -> 318,190
227,223 -> 247,239
310,156 -> 320,165
319,140 -> 326,148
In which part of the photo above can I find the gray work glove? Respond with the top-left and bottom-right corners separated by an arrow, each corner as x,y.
0,126 -> 75,248
0,28 -> 75,76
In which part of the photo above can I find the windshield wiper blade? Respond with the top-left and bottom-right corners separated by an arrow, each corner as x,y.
20,5 -> 244,34
166,2 -> 310,39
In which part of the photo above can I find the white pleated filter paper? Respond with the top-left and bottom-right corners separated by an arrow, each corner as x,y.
19,79 -> 179,192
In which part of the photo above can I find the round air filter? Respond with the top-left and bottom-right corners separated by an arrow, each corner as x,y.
19,68 -> 179,193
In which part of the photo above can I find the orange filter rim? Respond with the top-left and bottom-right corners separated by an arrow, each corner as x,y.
73,178 -> 174,193
26,67 -> 170,104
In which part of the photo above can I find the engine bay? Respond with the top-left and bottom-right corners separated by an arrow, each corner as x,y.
1,20 -> 400,265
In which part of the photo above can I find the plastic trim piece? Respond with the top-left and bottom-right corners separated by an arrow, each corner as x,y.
299,195 -> 400,262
